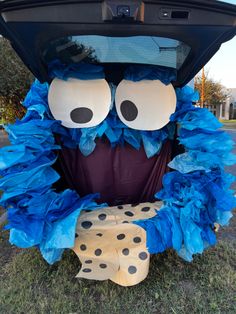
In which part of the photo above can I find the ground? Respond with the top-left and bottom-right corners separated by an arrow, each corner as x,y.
0,126 -> 235,314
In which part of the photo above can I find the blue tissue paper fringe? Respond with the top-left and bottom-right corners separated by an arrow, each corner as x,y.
0,80 -> 107,264
124,64 -> 177,85
0,65 -> 235,265
135,86 -> 235,261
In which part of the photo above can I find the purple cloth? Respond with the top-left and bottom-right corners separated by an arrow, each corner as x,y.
55,138 -> 172,206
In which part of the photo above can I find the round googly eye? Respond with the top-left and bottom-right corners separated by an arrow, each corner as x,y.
115,79 -> 176,130
48,78 -> 111,128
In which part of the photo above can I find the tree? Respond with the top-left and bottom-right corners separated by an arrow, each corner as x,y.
0,36 -> 99,124
194,72 -> 228,107
0,37 -> 34,123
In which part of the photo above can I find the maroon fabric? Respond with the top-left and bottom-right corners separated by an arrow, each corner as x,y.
56,138 -> 172,206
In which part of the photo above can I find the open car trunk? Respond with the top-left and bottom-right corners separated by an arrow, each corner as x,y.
0,0 -> 236,286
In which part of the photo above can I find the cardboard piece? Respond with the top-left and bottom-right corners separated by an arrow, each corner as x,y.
48,78 -> 111,128
73,202 -> 162,286
115,79 -> 176,130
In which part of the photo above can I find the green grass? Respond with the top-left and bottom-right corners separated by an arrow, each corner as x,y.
0,226 -> 235,314
221,120 -> 236,123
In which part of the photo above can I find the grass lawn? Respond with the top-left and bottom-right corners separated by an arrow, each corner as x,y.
221,120 -> 236,124
0,214 -> 236,314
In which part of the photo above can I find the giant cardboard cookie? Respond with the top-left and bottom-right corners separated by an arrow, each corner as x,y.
73,202 -> 162,286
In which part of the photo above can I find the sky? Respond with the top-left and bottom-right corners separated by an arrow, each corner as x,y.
203,0 -> 236,88
204,35 -> 236,89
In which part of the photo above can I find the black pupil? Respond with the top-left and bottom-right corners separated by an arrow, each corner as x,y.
70,107 -> 93,123
120,100 -> 138,121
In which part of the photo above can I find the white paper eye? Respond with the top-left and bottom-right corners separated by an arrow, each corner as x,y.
115,79 -> 176,131
48,78 -> 111,128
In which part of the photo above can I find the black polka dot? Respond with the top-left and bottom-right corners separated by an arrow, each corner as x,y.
70,107 -> 93,124
128,266 -> 137,274
95,249 -> 102,256
99,263 -> 107,269
80,244 -> 87,251
122,221 -> 129,224
120,100 -> 138,121
139,252 -> 148,260
82,268 -> 92,273
125,211 -> 134,217
117,234 -> 126,240
117,205 -> 123,209
96,233 -> 103,237
98,213 -> 107,221
133,237 -> 141,244
141,207 -> 150,212
131,203 -> 140,207
75,233 -> 78,238
122,248 -> 129,256
85,260 -> 92,264
81,221 -> 93,229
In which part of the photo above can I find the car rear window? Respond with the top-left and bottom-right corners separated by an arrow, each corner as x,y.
43,35 -> 190,70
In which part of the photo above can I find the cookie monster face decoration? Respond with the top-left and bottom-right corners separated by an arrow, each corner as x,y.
48,64 -> 176,131
1,62 -> 235,286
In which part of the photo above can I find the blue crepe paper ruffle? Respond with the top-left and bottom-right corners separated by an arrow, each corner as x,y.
0,79 -> 107,264
135,86 -> 235,261
124,65 -> 177,85
0,65 -> 235,265
48,60 -> 105,81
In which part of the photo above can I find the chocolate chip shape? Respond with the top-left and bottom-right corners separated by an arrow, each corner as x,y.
75,233 -> 79,238
82,268 -> 92,273
80,244 -> 87,251
125,211 -> 134,217
120,100 -> 138,122
141,207 -> 150,212
139,252 -> 148,260
98,213 -> 107,221
85,260 -> 92,264
133,237 -> 141,243
122,248 -> 129,256
99,264 -> 107,269
128,266 -> 137,274
81,221 -> 93,229
122,221 -> 129,224
96,233 -> 103,237
117,205 -> 123,209
95,249 -> 102,256
117,234 -> 126,240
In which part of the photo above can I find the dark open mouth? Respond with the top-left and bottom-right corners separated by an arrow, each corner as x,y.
55,136 -> 173,206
